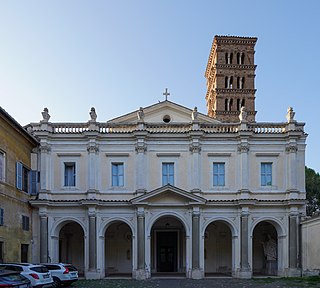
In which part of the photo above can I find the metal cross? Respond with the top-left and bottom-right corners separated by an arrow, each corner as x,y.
163,88 -> 170,101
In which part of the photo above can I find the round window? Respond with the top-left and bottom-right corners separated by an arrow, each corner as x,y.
163,115 -> 171,123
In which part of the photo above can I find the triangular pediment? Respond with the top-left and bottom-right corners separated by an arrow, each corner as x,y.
131,185 -> 206,206
107,100 -> 220,124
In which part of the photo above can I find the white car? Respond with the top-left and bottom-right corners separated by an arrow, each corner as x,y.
41,264 -> 78,287
0,263 -> 53,287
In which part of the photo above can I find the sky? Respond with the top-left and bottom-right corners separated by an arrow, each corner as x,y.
0,0 -> 319,172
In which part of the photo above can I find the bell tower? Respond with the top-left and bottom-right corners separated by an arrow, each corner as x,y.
205,36 -> 257,122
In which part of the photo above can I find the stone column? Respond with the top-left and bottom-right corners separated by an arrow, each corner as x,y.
40,215 -> 48,263
239,212 -> 251,278
191,209 -> 202,279
288,214 -> 300,276
136,209 -> 146,279
88,215 -> 97,271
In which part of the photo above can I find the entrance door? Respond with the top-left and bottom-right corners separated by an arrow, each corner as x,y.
157,232 -> 177,272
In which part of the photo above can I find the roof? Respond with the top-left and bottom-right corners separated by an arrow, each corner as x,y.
0,106 -> 39,146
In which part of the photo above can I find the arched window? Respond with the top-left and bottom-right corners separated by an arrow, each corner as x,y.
241,99 -> 245,107
230,53 -> 233,64
241,77 -> 245,89
225,53 -> 229,64
237,52 -> 241,64
225,76 -> 228,89
229,76 -> 233,89
229,99 -> 233,111
237,77 -> 240,89
237,99 -> 241,111
225,99 -> 228,111
241,53 -> 245,64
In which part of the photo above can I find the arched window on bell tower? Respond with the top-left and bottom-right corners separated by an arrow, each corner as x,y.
237,99 -> 241,111
241,53 -> 245,64
237,53 -> 240,64
241,99 -> 245,108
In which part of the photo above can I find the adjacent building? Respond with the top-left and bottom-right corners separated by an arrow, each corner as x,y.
26,36 -> 307,279
0,107 -> 38,263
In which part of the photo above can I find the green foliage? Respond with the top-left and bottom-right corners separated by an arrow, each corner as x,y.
305,166 -> 320,216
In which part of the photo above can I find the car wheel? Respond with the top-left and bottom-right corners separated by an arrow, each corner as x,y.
52,276 -> 61,288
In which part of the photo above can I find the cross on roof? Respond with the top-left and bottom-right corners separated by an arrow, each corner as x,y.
163,88 -> 170,101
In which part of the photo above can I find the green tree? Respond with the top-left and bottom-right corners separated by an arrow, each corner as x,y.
305,166 -> 320,216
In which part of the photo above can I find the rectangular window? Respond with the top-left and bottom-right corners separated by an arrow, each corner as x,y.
213,163 -> 225,186
162,163 -> 174,185
112,163 -> 124,186
261,162 -> 272,186
0,151 -> 5,182
22,215 -> 29,231
64,162 -> 76,186
16,162 -> 30,193
0,208 -> 3,226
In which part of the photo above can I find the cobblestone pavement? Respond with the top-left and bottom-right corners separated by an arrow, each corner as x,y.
75,277 -> 320,288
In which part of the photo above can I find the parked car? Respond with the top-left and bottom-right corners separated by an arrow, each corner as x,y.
0,264 -> 53,288
41,264 -> 78,287
0,269 -> 31,287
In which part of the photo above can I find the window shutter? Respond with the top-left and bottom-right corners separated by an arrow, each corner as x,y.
30,170 -> 38,195
16,162 -> 23,190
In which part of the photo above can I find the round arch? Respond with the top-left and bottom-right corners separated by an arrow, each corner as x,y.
99,217 -> 135,238
103,219 -> 134,277
50,217 -> 87,238
250,217 -> 286,238
251,217 -> 286,276
147,211 -> 190,237
202,217 -> 239,237
203,218 -> 236,276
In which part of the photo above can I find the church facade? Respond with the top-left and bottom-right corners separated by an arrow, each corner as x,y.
27,36 -> 307,279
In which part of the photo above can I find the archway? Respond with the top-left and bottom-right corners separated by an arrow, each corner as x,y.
204,221 -> 232,276
105,221 -> 132,277
151,216 -> 186,275
59,222 -> 84,276
252,221 -> 278,276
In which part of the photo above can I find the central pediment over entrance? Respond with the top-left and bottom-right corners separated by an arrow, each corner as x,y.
131,185 -> 206,206
107,100 -> 220,124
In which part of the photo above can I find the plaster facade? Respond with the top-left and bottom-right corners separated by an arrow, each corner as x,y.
0,107 -> 38,263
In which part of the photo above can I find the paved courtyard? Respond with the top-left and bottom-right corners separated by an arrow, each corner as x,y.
74,277 -> 320,288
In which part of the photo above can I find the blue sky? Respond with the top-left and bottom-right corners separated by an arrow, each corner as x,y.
0,0 -> 319,172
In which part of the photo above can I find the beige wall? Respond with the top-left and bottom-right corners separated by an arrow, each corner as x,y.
0,112 -> 37,263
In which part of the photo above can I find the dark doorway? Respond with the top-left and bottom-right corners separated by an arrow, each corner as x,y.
21,244 -> 28,262
157,231 -> 178,272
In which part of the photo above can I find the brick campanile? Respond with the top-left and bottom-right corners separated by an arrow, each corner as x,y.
205,36 -> 257,122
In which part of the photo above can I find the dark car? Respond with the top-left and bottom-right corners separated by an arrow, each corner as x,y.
0,269 -> 31,287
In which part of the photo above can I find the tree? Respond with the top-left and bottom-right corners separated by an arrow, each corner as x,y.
305,166 -> 320,216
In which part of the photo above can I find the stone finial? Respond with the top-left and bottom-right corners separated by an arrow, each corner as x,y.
286,107 -> 295,123
41,107 -> 50,122
192,107 -> 198,121
137,107 -> 144,121
89,107 -> 97,122
239,106 -> 247,122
